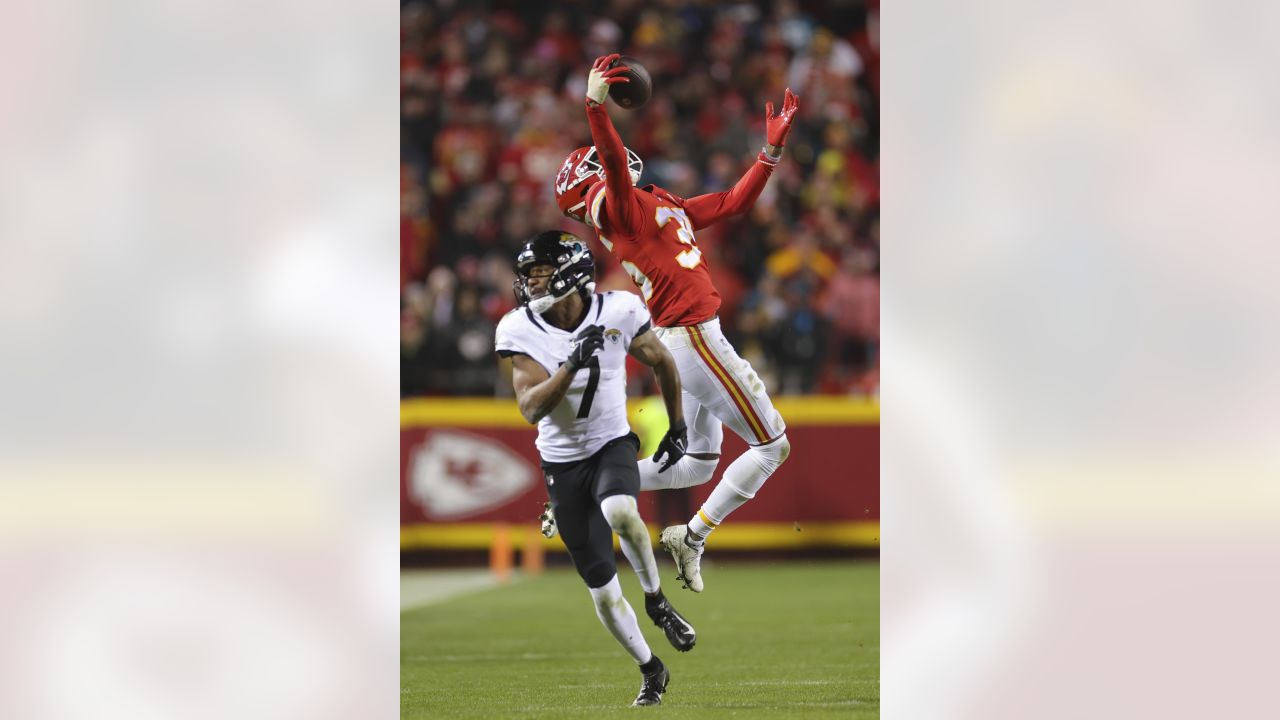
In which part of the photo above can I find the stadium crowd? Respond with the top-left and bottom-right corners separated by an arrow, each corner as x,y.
401,0 -> 879,397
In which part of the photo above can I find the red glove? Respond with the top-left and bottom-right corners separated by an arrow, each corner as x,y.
586,53 -> 631,105
765,88 -> 800,147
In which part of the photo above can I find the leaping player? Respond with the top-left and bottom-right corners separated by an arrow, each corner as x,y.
552,54 -> 799,593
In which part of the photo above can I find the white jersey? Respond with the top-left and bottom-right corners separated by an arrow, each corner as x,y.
495,291 -> 652,463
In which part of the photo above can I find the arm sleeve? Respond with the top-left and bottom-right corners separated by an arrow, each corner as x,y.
681,158 -> 776,230
494,318 -> 522,356
622,292 -> 654,346
585,102 -> 643,236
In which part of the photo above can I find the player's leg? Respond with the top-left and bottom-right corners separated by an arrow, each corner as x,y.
689,433 -> 790,540
638,336 -> 722,492
554,468 -> 657,677
587,574 -> 654,664
586,568 -> 669,707
684,319 -> 789,542
577,519 -> 669,706
598,493 -> 659,594
638,388 -> 722,490
595,434 -> 696,652
661,319 -> 790,591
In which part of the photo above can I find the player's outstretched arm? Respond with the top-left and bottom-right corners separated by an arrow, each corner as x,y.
510,326 -> 605,423
683,88 -> 800,230
584,53 -> 643,235
628,329 -> 687,471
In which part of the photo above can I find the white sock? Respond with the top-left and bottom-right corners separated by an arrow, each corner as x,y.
600,494 -> 660,594
588,576 -> 652,664
688,436 -> 789,541
638,455 -> 719,491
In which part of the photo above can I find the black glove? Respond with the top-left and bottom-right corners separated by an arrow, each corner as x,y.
565,324 -> 605,371
654,422 -> 687,473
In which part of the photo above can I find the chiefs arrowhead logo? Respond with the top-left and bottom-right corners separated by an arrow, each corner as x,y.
408,430 -> 536,519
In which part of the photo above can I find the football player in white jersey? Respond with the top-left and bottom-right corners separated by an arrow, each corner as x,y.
495,230 -> 696,707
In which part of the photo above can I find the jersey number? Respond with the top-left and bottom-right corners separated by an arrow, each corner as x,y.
620,260 -> 653,301
575,356 -> 600,419
655,207 -> 702,269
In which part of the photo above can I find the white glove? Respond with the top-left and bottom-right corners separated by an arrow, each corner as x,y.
585,53 -> 630,105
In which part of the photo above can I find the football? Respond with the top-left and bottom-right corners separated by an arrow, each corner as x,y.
607,55 -> 652,110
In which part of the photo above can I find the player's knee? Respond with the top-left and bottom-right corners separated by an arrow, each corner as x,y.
603,506 -> 633,530
727,434 -> 789,499
599,494 -> 642,533
757,433 -> 789,471
662,456 -> 715,490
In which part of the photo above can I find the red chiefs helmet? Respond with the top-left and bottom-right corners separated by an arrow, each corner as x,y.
554,146 -> 644,222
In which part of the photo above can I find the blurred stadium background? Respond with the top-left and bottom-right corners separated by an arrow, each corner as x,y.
400,0 -> 878,621
402,0 -> 878,399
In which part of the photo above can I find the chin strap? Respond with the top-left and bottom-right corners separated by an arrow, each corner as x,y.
529,283 -> 596,314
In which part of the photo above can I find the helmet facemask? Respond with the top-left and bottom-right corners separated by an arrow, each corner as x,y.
513,233 -> 597,314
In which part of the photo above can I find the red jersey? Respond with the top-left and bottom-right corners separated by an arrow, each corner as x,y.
583,103 -> 777,328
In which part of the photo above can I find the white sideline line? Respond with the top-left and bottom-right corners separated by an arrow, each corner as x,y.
400,569 -> 516,611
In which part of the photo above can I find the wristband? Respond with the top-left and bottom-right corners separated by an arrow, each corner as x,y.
759,147 -> 783,166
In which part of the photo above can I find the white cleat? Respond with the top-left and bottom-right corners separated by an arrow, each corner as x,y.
539,502 -> 557,539
660,525 -> 705,592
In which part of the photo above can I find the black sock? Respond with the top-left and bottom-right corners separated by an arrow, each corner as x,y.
639,654 -> 663,674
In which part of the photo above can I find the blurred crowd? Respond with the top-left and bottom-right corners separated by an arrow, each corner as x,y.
401,0 -> 879,397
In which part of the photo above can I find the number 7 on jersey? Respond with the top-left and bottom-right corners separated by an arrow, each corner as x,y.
575,356 -> 601,419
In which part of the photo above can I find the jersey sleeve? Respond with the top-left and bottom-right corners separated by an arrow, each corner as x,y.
585,182 -> 610,235
494,314 -> 525,358
586,178 -> 642,242
585,103 -> 644,236
680,158 -> 776,230
618,291 -> 653,347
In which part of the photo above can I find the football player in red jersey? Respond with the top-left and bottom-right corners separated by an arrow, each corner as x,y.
553,53 -> 800,593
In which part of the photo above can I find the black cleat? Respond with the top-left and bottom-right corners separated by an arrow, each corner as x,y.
645,591 -> 696,652
632,656 -> 669,706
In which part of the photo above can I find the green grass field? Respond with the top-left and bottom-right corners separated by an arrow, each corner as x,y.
402,560 -> 879,719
